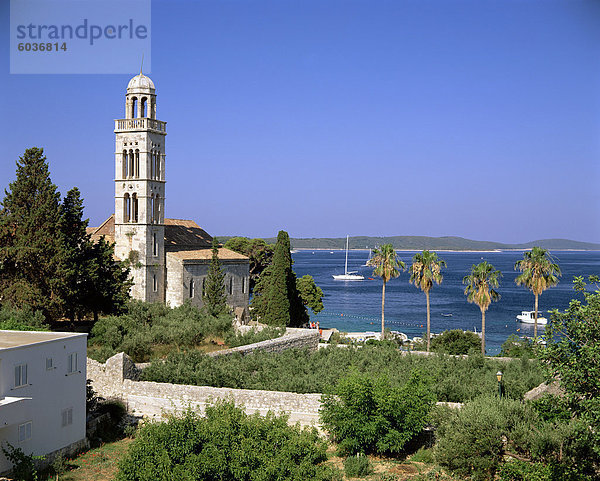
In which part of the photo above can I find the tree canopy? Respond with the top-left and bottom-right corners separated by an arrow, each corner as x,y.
515,246 -> 561,338
0,148 -> 130,322
463,261 -> 501,354
368,244 -> 405,338
409,250 -> 446,352
203,238 -> 228,317
222,236 -> 274,291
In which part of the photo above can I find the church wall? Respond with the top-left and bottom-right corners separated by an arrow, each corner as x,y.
165,253 -> 184,307
165,255 -> 249,308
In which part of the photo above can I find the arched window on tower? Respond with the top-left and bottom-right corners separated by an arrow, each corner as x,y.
132,193 -> 138,223
150,150 -> 155,179
123,193 -> 130,223
140,97 -> 147,118
157,152 -> 161,180
131,97 -> 138,118
150,99 -> 155,119
155,194 -> 160,223
122,150 -> 128,178
135,150 -> 140,178
128,150 -> 134,178
153,232 -> 158,256
150,194 -> 155,223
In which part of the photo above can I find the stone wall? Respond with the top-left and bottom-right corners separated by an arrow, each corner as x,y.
207,328 -> 319,358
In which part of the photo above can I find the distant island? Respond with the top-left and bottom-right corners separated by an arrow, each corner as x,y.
218,235 -> 600,251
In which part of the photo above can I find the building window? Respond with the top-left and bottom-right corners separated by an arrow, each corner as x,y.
61,408 -> 73,427
128,149 -> 134,178
122,150 -> 128,178
131,193 -> 139,223
153,232 -> 158,256
229,277 -> 233,295
124,193 -> 130,223
190,279 -> 195,298
153,274 -> 158,292
242,277 -> 247,294
18,422 -> 32,442
14,364 -> 28,388
135,149 -> 140,178
202,278 -> 205,297
46,358 -> 53,370
67,353 -> 78,374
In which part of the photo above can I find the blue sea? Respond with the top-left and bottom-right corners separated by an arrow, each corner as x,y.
292,249 -> 600,355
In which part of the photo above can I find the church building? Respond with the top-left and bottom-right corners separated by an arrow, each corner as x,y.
89,73 -> 250,309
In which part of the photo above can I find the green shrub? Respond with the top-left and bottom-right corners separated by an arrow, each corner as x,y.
224,326 -> 285,348
433,396 -> 538,480
0,305 -> 47,331
500,335 -> 535,358
344,454 -> 372,478
2,443 -> 43,481
320,371 -> 435,455
116,401 -> 338,481
89,301 -> 233,362
428,329 -> 481,355
142,344 -> 544,403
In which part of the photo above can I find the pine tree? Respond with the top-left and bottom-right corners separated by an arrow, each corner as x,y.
204,238 -> 227,317
86,237 -> 131,322
58,187 -> 91,321
0,148 -> 64,320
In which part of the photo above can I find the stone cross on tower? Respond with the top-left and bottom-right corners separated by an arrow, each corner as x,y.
114,72 -> 167,301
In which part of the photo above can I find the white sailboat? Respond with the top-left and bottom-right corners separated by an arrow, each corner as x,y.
362,248 -> 372,267
333,236 -> 365,280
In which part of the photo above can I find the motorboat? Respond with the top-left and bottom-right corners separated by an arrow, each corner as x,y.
333,235 -> 364,280
516,310 -> 548,325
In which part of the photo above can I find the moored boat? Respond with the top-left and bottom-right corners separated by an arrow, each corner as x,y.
516,310 -> 548,325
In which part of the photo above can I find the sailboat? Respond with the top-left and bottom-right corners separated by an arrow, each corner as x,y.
362,248 -> 372,267
333,236 -> 365,280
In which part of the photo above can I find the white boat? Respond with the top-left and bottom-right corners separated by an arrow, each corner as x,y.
333,235 -> 365,280
516,311 -> 548,325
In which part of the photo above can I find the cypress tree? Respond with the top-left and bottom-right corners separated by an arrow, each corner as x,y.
0,148 -> 64,320
204,238 -> 227,316
263,231 -> 291,326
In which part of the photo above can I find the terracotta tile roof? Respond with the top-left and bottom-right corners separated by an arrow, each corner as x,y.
164,218 -> 212,249
167,248 -> 248,262
88,216 -> 213,249
90,214 -> 115,244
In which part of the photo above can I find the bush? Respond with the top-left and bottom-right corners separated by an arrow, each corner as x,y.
116,401 -> 338,481
320,371 -> 435,455
500,335 -> 535,358
2,443 -> 43,481
224,326 -> 285,348
433,396 -> 539,480
89,301 -> 233,362
0,305 -> 47,331
428,329 -> 481,355
142,344 -> 545,403
344,454 -> 372,478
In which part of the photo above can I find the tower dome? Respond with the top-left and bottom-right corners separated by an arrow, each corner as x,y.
127,73 -> 155,93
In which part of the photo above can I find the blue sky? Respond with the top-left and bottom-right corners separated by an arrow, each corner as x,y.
1,0 -> 599,243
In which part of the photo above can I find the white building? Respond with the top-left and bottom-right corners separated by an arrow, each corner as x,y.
0,331 -> 87,473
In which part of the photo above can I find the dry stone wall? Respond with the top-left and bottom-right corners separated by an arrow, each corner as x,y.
87,329 -> 323,427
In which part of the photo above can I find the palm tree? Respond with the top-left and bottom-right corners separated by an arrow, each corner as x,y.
368,244 -> 405,339
514,247 -> 561,338
409,250 -> 446,352
463,261 -> 502,355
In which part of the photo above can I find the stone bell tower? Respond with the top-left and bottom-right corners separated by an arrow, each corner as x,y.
114,71 -> 167,302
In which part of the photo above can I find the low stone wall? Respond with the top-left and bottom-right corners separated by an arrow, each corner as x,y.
208,328 -> 319,358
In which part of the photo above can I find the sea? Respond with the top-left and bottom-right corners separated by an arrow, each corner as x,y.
291,249 -> 600,355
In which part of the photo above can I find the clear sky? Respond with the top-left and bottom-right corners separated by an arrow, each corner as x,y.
1,0 -> 599,243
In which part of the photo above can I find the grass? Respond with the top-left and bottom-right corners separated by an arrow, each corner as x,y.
325,446 -> 460,480
41,438 -> 133,481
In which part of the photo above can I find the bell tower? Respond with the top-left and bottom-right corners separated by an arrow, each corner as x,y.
114,71 -> 166,302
